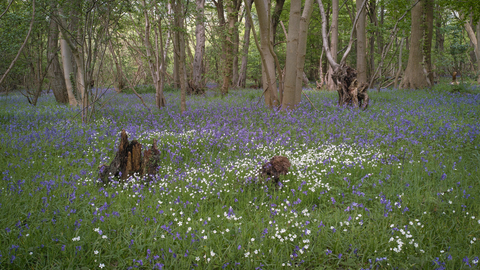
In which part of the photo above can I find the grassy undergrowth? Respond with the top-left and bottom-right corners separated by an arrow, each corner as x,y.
1,86 -> 480,269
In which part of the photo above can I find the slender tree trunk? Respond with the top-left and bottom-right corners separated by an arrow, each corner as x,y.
271,0 -> 286,44
237,0 -> 253,88
435,5 -> 444,53
192,0 -> 206,90
47,16 -> 68,104
253,0 -> 278,107
221,0 -> 236,96
356,0 -> 367,84
401,0 -> 429,89
325,0 -> 338,90
423,0 -> 434,85
173,0 -> 187,113
232,13 -> 240,86
108,38 -> 125,93
368,0 -> 376,80
394,37 -> 404,89
59,32 -> 78,106
477,21 -> 480,83
294,0 -> 314,104
282,0 -> 301,109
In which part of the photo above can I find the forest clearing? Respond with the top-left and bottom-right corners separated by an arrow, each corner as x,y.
2,0 -> 480,268
1,86 -> 480,269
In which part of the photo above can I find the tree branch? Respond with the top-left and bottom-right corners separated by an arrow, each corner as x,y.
0,0 -> 35,87
0,0 -> 13,19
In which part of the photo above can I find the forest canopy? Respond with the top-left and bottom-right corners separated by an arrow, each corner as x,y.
0,0 -> 479,110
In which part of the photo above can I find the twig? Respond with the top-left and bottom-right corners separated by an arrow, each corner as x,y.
302,90 -> 319,112
0,0 -> 35,87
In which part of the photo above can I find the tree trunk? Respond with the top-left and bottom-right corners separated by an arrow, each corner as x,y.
237,0 -> 253,88
232,18 -> 240,87
253,0 -> 278,108
394,37 -> 404,89
316,0 -> 369,109
59,32 -> 78,106
294,2 -> 314,104
220,0 -> 237,96
368,0 -> 376,80
325,0 -> 339,90
192,0 -> 206,91
400,0 -> 429,89
477,21 -> 480,83
173,0 -> 187,113
142,1 -> 166,108
271,0 -> 286,44
356,0 -> 367,84
47,16 -> 68,104
282,0 -> 302,109
435,5 -> 444,53
108,38 -> 125,93
423,0 -> 434,85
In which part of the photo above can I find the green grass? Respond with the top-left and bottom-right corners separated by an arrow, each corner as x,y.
1,85 -> 480,269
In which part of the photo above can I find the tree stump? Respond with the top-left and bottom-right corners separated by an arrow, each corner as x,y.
143,139 -> 161,177
259,156 -> 291,185
187,80 -> 206,95
99,130 -> 161,184
332,65 -> 369,109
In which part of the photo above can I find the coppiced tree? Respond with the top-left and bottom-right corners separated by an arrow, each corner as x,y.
281,0 -> 314,109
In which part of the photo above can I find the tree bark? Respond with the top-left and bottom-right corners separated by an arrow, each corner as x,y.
108,38 -> 125,93
435,5 -> 444,53
173,0 -> 187,113
237,0 -> 253,88
465,18 -> 480,83
294,1 -> 314,104
423,0 -> 434,85
47,16 -> 68,104
271,0 -> 286,44
253,0 -> 278,108
400,0 -> 429,89
356,0 -> 367,84
394,37 -> 404,89
282,0 -> 302,109
325,0 -> 339,90
220,0 -> 237,96
477,21 -> 480,83
192,0 -> 206,90
59,32 -> 78,106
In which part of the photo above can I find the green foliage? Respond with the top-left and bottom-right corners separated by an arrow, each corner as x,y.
123,84 -> 178,94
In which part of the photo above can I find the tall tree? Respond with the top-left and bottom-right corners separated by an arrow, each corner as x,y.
464,18 -> 480,83
252,0 -> 278,107
282,0 -> 314,109
356,0 -> 367,84
192,0 -> 206,91
237,0 -> 254,88
423,0 -> 434,85
141,0 -> 166,108
400,0 -> 430,89
325,0 -> 338,90
46,5 -> 68,104
172,0 -> 187,113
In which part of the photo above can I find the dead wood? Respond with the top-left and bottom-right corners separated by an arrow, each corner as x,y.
99,130 -> 161,184
332,65 -> 369,109
187,80 -> 206,95
259,156 -> 291,185
143,139 -> 161,177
